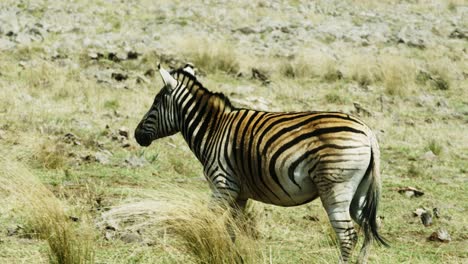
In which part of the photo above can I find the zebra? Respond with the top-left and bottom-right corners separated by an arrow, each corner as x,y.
134,64 -> 388,263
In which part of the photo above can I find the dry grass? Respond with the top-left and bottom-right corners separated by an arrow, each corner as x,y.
165,203 -> 263,264
96,187 -> 264,264
277,49 -> 339,81
379,54 -> 417,96
177,36 -> 241,75
0,157 -> 95,264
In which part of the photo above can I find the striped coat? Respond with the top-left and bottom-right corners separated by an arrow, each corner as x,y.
135,65 -> 388,263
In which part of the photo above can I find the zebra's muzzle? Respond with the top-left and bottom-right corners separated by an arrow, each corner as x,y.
134,129 -> 153,147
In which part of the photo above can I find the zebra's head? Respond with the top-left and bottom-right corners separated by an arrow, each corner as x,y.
134,64 -> 195,147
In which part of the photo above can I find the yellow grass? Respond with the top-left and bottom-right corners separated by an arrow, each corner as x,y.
0,157 -> 95,264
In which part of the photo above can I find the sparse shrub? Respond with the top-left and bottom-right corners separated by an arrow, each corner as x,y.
380,55 -> 416,96
408,163 -> 423,178
34,141 -> 68,169
279,59 -> 316,79
0,158 -> 95,264
182,38 -> 240,75
103,186 -> 263,264
427,139 -> 443,156
447,1 -> 458,12
167,205 -> 262,263
278,50 -> 338,81
104,99 -> 120,110
323,67 -> 343,82
343,55 -> 379,88
416,69 -> 450,90
325,92 -> 345,104
431,76 -> 450,90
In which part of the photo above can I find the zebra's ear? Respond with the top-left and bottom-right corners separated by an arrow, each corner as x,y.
158,64 -> 177,91
183,63 -> 195,76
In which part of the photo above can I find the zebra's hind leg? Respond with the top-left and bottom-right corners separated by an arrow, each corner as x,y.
316,179 -> 359,263
350,174 -> 372,264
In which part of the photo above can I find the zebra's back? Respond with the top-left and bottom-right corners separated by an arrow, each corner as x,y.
222,110 -> 373,206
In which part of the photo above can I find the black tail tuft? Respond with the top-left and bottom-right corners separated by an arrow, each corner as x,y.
361,155 -> 389,247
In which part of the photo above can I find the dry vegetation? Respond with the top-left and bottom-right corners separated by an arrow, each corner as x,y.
0,0 -> 467,263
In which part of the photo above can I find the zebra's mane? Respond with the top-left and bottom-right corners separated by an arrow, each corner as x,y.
172,68 -> 234,110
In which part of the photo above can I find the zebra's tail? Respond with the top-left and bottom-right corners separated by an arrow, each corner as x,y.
360,131 -> 389,248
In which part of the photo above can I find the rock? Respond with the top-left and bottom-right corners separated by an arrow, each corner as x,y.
428,228 -> 451,243
125,155 -> 146,167
6,225 -> 21,236
421,212 -> 432,227
421,151 -> 437,161
111,72 -> 128,82
433,208 -> 440,218
397,26 -> 431,49
449,28 -> 467,40
251,67 -> 270,84
127,51 -> 139,60
236,27 -> 257,35
0,129 -> 5,139
0,38 -> 15,50
105,230 -> 116,241
396,186 -> 424,198
63,132 -> 81,145
95,150 -> 112,165
230,96 -> 271,111
352,102 -> 372,117
303,215 -> 320,222
69,216 -> 80,222
88,51 -> 104,60
144,69 -> 155,77
413,208 -> 426,217
120,232 -> 142,243
118,127 -> 129,139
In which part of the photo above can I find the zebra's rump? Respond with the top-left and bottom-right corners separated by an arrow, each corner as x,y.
227,110 -> 373,206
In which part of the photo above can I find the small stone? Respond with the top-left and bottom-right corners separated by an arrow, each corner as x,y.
144,69 -> 155,77
237,26 -> 257,35
421,212 -> 432,227
118,127 -> 129,138
111,72 -> 128,82
449,28 -> 467,40
251,67 -> 270,84
428,228 -> 451,243
105,231 -> 115,241
63,132 -> 81,145
120,232 -> 142,243
127,51 -> 139,60
433,208 -> 440,218
69,216 -> 80,222
413,208 -> 426,217
95,150 -> 112,165
421,151 -> 437,161
107,52 -> 121,62
303,215 -> 320,222
7,225 -> 21,236
88,51 -> 103,60
125,155 -> 146,167
396,186 -> 424,197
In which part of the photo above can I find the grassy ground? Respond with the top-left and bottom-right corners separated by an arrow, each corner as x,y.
0,0 -> 467,263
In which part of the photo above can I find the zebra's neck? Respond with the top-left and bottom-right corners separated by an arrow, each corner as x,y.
172,72 -> 233,163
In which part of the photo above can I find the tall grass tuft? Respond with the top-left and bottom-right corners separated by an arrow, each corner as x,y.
166,202 -> 263,264
98,186 -> 264,263
181,37 -> 240,75
0,157 -> 95,264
